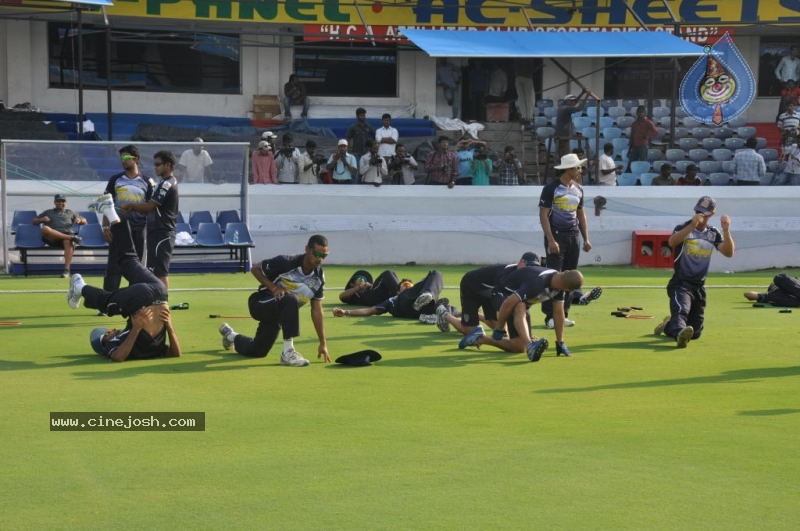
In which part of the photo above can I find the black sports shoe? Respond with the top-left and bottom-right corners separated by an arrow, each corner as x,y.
577,287 -> 602,305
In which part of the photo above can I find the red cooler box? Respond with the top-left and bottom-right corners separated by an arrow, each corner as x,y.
632,230 -> 673,268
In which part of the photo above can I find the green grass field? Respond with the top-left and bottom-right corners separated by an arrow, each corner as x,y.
2,266 -> 799,529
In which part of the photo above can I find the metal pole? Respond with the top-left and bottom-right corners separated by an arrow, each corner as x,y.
105,25 -> 113,140
1,142 -> 8,274
77,8 -> 84,137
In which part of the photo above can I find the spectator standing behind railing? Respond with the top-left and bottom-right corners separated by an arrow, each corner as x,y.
32,194 -> 86,278
387,143 -> 418,185
327,139 -> 358,184
359,140 -> 388,186
346,107 -> 375,179
376,113 -> 399,159
425,136 -> 458,186
470,144 -> 493,186
297,140 -> 322,184
627,106 -> 658,172
275,134 -> 301,184
496,146 -> 523,185
778,132 -> 800,185
597,143 -> 621,186
555,91 -> 591,157
776,101 -> 800,135
733,137 -> 766,185
176,138 -> 213,183
774,45 -> 800,86
252,141 -> 277,184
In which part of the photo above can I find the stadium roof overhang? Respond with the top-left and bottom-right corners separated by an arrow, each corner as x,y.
400,29 -> 706,59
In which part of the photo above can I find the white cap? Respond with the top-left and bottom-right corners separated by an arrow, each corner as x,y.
553,153 -> 588,170
257,140 -> 271,150
338,139 -> 348,146
261,131 -> 277,140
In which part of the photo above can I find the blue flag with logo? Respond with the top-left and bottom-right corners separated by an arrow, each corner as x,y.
680,33 -> 755,126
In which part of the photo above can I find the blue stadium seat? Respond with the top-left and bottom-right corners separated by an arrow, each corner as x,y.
711,148 -> 733,161
647,148 -> 663,161
755,137 -> 767,150
759,148 -> 779,162
77,223 -> 108,248
724,138 -> 745,150
679,138 -> 699,151
614,116 -> 634,128
177,211 -> 186,225
536,126 -> 555,139
706,172 -> 732,186
722,161 -> 737,174
533,116 -> 549,128
543,107 -> 557,120
674,160 -> 693,173
602,127 -> 623,139
607,106 -> 626,119
699,160 -> 722,174
652,160 -> 670,172
629,161 -> 651,175
652,107 -> 671,119
79,211 -> 98,224
728,115 -> 748,128
616,173 -> 639,186
175,223 -> 195,246
14,224 -> 44,248
688,148 -> 711,162
713,127 -> 734,139
691,127 -> 712,139
666,149 -> 686,161
195,223 -> 225,246
223,222 -> 254,246
598,117 -> 615,129
639,172 -> 659,185
11,210 -> 36,233
572,116 -> 592,130
189,211 -> 213,233
702,137 -> 723,150
216,210 -> 241,229
736,126 -> 756,139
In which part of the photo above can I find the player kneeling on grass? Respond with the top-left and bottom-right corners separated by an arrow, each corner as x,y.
332,270 -> 448,321
458,266 -> 585,362
654,196 -> 735,348
66,256 -> 181,362
218,234 -> 331,367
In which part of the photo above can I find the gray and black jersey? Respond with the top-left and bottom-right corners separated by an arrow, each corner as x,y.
494,265 -> 564,306
671,221 -> 724,284
538,179 -> 584,233
259,254 -> 325,306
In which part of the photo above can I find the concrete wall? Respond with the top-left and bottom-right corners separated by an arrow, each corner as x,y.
5,181 -> 799,272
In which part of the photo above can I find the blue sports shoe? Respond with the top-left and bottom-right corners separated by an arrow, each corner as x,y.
526,338 -> 549,362
458,326 -> 485,349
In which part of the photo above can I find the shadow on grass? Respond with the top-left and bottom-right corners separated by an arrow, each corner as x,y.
327,351 -> 529,369
537,365 -> 800,394
0,355 -> 98,371
737,408 -> 800,416
573,336 -> 682,353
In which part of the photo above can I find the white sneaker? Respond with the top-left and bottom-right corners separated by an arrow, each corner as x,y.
413,291 -> 434,311
281,348 -> 309,367
435,304 -> 451,333
88,193 -> 120,225
218,322 -> 236,350
418,314 -> 437,324
67,273 -> 86,309
546,317 -> 575,329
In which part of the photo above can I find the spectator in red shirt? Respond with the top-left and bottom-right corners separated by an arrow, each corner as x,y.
627,105 -> 658,171
425,136 -> 459,186
677,163 -> 703,186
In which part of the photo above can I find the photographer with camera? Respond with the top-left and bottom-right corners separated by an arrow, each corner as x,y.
470,144 -> 493,186
359,139 -> 388,186
388,143 -> 419,184
496,145 -> 523,185
275,133 -> 301,184
297,140 -> 322,184
326,139 -> 358,184
425,136 -> 459,186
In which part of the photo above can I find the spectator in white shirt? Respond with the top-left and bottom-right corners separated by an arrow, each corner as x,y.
597,142 -> 621,185
388,143 -> 418,185
359,140 -> 388,186
176,137 -> 213,183
376,113 -> 399,158
777,101 -> 800,135
775,45 -> 800,84
275,133 -> 301,184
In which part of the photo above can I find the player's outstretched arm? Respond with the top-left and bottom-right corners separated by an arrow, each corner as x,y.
718,215 -> 735,257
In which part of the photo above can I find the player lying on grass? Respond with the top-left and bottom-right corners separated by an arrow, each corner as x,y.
332,270 -> 447,320
744,273 -> 800,307
654,196 -> 734,348
66,256 -> 180,362
338,269 -> 404,307
457,267 -> 585,362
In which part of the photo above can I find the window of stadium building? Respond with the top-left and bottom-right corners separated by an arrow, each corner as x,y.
47,23 -> 241,94
604,58 -> 695,99
293,42 -> 397,98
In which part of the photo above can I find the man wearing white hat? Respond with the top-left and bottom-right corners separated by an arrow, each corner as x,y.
326,139 -> 358,184
538,153 -> 592,353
